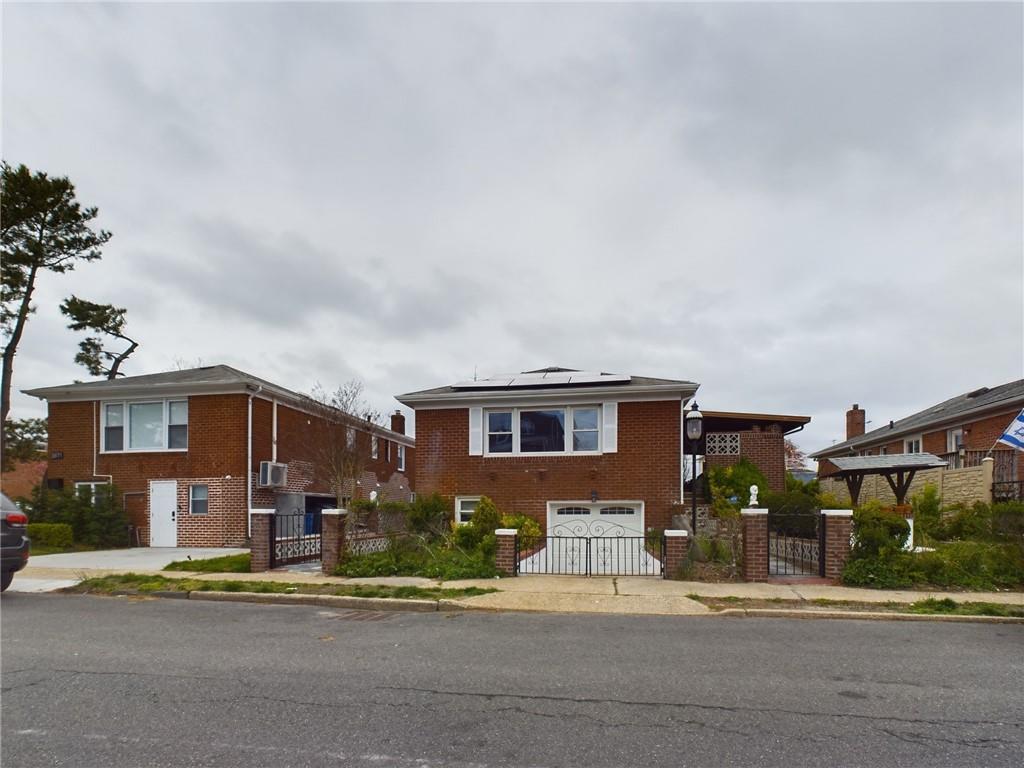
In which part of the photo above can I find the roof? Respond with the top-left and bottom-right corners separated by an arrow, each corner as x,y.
822,453 -> 949,477
22,365 -> 414,445
701,410 -> 811,434
397,366 -> 699,406
811,379 -> 1024,459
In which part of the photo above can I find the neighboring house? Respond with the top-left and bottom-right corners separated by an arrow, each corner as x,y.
1,459 -> 47,502
24,366 -> 415,547
810,380 -> 1024,504
396,367 -> 809,536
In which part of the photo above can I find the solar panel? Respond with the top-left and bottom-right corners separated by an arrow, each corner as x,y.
568,373 -> 631,384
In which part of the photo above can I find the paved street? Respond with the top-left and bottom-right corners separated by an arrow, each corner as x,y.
3,594 -> 1022,768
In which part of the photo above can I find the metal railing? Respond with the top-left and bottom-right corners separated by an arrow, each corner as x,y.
767,512 -> 823,577
270,508 -> 322,568
516,536 -> 663,576
993,481 -> 1024,503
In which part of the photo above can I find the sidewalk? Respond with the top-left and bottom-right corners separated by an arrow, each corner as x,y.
12,564 -> 1024,616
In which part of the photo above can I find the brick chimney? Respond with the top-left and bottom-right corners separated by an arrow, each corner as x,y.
846,404 -> 865,440
390,410 -> 406,435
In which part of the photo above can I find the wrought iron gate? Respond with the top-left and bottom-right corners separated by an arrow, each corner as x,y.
516,536 -> 664,576
269,508 -> 322,568
767,511 -> 824,577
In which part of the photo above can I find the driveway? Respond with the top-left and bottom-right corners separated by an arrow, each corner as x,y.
9,547 -> 248,592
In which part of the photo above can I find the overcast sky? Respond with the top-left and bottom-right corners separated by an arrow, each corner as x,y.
3,2 -> 1022,459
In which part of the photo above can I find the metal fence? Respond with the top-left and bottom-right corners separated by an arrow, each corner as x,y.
270,508 -> 322,568
993,481 -> 1024,503
767,512 -> 823,577
516,536 -> 663,576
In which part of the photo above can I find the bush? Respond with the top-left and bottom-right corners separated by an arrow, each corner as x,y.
22,484 -> 129,548
501,514 -> 542,551
851,502 -> 909,559
911,483 -> 942,537
992,501 -> 1024,540
451,496 -> 502,550
931,501 -> 993,541
335,540 -> 498,580
26,523 -> 73,549
407,492 -> 450,538
842,541 -> 1024,590
707,459 -> 768,515
785,473 -> 820,496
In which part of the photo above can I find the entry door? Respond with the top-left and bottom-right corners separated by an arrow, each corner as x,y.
149,480 -> 178,547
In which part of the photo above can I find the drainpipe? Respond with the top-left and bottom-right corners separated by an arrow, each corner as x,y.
93,401 -> 113,484
246,387 -> 262,536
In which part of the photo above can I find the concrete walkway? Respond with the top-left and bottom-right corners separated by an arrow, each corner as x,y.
11,558 -> 1024,615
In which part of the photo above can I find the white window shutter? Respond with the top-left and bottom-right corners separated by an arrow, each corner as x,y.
468,407 -> 483,455
602,402 -> 618,453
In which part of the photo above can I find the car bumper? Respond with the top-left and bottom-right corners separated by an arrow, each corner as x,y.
1,538 -> 31,573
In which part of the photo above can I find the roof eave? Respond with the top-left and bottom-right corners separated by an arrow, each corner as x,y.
396,382 -> 699,408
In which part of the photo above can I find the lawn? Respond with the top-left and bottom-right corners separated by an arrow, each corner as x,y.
689,595 -> 1023,618
164,553 -> 251,573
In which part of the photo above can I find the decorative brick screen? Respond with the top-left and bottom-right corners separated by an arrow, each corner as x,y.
705,433 -> 740,455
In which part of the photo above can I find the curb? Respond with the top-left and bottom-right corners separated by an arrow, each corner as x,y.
188,591 -> 442,612
716,608 -> 1024,624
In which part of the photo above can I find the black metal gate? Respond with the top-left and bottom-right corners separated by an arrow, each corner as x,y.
516,536 -> 664,576
767,511 -> 824,577
269,508 -> 322,568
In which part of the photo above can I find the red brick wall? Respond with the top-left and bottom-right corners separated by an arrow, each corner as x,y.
413,401 -> 681,531
703,429 -> 786,493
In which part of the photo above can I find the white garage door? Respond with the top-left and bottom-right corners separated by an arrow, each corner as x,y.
518,502 -> 660,576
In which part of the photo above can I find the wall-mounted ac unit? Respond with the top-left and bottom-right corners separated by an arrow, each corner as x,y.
258,461 -> 288,488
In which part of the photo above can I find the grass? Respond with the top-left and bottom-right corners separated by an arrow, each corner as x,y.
29,542 -> 97,557
66,573 -> 496,601
691,594 -> 1023,618
164,553 -> 252,573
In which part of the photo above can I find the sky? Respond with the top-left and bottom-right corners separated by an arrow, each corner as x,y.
3,1 -> 1022,461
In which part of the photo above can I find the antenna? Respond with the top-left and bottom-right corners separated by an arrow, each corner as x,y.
473,365 -> 478,381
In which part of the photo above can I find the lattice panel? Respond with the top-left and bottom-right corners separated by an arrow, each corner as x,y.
705,432 -> 741,455
347,535 -> 395,555
274,534 -> 321,561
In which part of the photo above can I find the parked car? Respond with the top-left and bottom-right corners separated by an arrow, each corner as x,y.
1,492 -> 30,592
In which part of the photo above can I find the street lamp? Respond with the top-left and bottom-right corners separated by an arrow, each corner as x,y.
685,401 -> 704,534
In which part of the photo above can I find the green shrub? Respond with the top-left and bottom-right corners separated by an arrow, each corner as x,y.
932,501 -> 993,541
708,459 -> 768,515
335,540 -> 498,579
501,514 -> 542,550
407,492 -> 450,538
851,502 -> 909,559
471,497 -> 502,536
22,484 -> 129,548
695,536 -> 732,564
26,523 -> 73,549
992,501 -> 1024,540
911,483 -> 942,537
785,473 -> 820,496
842,541 -> 1024,590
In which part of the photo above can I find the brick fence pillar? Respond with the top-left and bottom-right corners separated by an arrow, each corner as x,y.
321,509 -> 349,576
662,530 -> 690,579
249,509 -> 274,572
741,509 -> 769,582
821,510 -> 853,581
495,528 -> 518,576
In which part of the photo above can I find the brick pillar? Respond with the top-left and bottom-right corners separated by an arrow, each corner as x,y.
821,510 -> 853,581
249,509 -> 274,572
662,530 -> 690,580
981,457 -> 995,503
741,509 -> 768,582
321,509 -> 349,576
495,528 -> 518,576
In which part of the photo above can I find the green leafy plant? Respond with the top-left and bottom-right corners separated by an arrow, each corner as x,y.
910,483 -> 941,537
707,459 -> 768,516
851,502 -> 909,559
501,514 -> 542,551
407,492 -> 450,538
26,522 -> 73,549
164,553 -> 251,573
22,483 -> 129,548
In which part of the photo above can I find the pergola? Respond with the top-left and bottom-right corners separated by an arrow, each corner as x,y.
823,454 -> 949,506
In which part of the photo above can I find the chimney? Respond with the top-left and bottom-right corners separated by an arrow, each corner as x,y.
390,410 -> 406,435
846,404 -> 865,440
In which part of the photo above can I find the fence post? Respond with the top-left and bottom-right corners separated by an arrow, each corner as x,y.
741,508 -> 769,582
495,528 -> 518,576
321,509 -> 349,576
249,509 -> 275,572
821,510 -> 854,581
981,457 -> 995,504
662,530 -> 690,580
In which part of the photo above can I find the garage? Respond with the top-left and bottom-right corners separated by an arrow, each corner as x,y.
517,501 -> 661,576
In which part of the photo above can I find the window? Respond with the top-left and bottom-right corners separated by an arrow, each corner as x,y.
46,478 -> 64,491
397,444 -> 406,471
600,506 -> 636,515
880,446 -> 888,455
371,436 -> 379,460
102,399 -> 188,452
189,484 -> 208,515
483,406 -> 601,455
75,481 -> 110,505
346,427 -> 356,450
556,506 -> 590,515
386,440 -> 391,462
905,436 -> 922,454
572,407 -> 599,452
455,496 -> 480,525
487,411 -> 513,453
947,428 -> 964,453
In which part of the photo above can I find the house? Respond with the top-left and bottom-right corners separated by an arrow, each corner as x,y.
1,459 -> 47,502
395,367 -> 809,540
23,365 -> 415,547
810,379 -> 1024,505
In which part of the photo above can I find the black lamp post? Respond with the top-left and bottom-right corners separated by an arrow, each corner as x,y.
685,401 -> 704,534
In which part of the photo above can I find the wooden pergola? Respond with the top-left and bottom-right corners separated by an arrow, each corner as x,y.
824,454 -> 949,506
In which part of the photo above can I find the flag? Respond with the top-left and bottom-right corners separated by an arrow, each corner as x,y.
997,408 -> 1024,451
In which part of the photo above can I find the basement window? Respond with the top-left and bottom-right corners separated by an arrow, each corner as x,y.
455,496 -> 480,525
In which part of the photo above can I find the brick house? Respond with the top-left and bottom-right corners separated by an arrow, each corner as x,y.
24,366 -> 415,547
396,367 -> 809,537
810,380 -> 1023,502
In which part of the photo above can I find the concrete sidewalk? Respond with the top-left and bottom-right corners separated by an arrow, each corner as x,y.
12,563 -> 1024,615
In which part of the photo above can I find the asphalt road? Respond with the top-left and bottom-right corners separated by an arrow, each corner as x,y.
2,594 -> 1022,768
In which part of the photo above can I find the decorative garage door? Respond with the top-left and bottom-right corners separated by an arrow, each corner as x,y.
517,503 -> 662,576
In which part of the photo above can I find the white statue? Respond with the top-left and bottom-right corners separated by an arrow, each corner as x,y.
749,484 -> 759,507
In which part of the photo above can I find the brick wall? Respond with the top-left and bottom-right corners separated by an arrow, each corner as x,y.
703,428 -> 786,493
413,401 -> 682,531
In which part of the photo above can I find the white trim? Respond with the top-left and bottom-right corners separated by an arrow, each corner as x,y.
397,382 -> 697,409
149,480 -> 178,547
397,443 -> 406,471
821,509 -> 854,517
601,402 -> 617,454
249,508 -> 275,515
322,509 -> 349,517
664,530 -> 689,538
903,434 -> 923,454
495,528 -> 517,536
740,509 -> 768,516
189,483 -> 209,515
371,435 -> 379,460
271,399 -> 278,462
468,407 -> 483,456
483,405 -> 603,456
100,398 -> 189,453
455,495 -> 481,525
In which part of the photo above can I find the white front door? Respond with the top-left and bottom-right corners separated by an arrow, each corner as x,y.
149,480 -> 178,547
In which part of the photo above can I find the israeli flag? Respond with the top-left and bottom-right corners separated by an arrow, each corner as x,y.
997,408 -> 1024,451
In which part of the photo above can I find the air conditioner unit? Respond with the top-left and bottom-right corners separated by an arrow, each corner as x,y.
258,461 -> 288,488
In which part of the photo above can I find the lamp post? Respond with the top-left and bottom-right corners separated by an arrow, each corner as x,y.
685,401 -> 704,534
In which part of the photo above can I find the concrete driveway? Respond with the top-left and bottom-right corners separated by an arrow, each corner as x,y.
7,547 -> 249,593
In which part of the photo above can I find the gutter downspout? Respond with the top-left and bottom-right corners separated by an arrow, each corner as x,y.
93,401 -> 113,484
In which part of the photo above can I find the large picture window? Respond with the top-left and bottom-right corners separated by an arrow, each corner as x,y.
484,406 -> 600,455
102,399 -> 188,452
